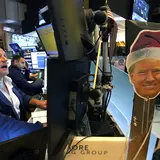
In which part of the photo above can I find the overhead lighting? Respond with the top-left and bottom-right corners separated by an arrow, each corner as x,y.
3,26 -> 15,33
39,5 -> 48,14
4,19 -> 17,23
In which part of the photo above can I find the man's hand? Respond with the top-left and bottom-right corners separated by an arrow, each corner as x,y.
37,100 -> 47,110
29,73 -> 38,80
25,61 -> 29,70
29,99 -> 47,110
43,123 -> 47,128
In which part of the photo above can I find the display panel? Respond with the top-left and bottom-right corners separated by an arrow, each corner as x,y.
31,51 -> 47,69
36,24 -> 58,57
132,0 -> 149,22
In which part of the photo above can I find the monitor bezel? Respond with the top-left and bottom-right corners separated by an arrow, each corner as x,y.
35,23 -> 59,58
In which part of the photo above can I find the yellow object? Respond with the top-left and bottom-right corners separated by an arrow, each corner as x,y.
38,24 -> 58,54
92,40 -> 102,89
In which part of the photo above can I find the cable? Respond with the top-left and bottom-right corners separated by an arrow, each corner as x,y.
66,136 -> 90,154
93,60 -> 103,73
102,90 -> 112,121
105,90 -> 112,108
86,33 -> 101,55
132,124 -> 152,160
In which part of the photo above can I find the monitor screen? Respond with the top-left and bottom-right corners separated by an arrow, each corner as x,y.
47,0 -> 89,61
31,51 -> 47,69
132,0 -> 149,22
9,43 -> 22,53
36,24 -> 58,57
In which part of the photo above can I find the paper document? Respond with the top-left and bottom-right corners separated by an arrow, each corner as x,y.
31,110 -> 47,124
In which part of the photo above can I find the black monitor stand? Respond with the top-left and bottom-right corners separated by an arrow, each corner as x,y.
47,58 -> 90,160
0,128 -> 47,160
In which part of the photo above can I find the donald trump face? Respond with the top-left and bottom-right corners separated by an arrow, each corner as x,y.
129,59 -> 160,99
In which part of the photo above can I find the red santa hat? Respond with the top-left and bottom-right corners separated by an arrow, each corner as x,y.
126,30 -> 160,71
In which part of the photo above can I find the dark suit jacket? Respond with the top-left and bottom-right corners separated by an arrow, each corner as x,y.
0,112 -> 43,143
0,83 -> 43,143
0,82 -> 32,121
8,65 -> 43,95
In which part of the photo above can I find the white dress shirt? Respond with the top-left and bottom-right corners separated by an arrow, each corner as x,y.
0,76 -> 20,118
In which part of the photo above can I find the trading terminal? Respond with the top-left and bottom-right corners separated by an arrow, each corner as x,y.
0,0 -> 159,160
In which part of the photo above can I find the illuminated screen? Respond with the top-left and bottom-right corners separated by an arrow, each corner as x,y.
9,43 -> 22,53
31,51 -> 47,69
36,24 -> 58,57
132,0 -> 149,22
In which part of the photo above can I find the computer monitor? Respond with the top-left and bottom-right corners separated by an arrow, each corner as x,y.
47,0 -> 89,61
9,43 -> 24,57
31,51 -> 47,69
36,23 -> 58,57
125,20 -> 160,56
132,0 -> 149,22
9,43 -> 22,53
46,0 -> 91,159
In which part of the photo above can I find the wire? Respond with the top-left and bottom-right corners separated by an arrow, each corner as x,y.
132,124 -> 152,160
66,136 -> 90,154
93,61 -> 103,73
86,34 -> 101,55
102,90 -> 112,121
105,90 -> 112,108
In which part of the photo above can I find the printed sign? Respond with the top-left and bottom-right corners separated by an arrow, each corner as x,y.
65,137 -> 127,160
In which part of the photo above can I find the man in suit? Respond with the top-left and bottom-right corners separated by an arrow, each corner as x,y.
8,55 -> 43,96
0,112 -> 43,143
0,48 -> 47,142
0,48 -> 47,121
